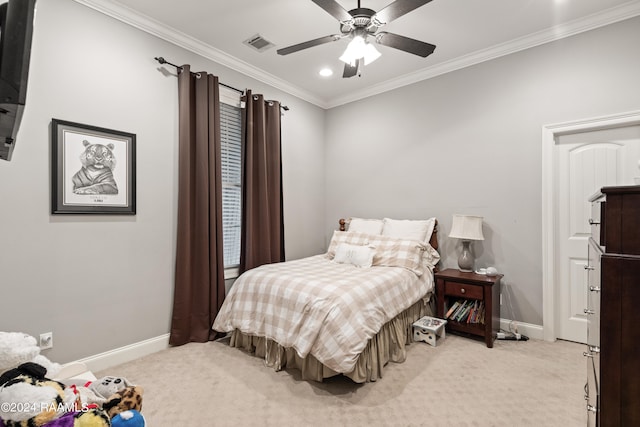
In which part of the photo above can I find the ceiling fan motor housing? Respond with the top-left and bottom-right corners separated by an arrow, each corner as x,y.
341,8 -> 380,34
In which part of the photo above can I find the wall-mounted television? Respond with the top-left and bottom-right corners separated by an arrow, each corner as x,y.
0,0 -> 36,161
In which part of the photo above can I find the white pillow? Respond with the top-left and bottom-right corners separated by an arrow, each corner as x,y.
348,217 -> 384,235
333,243 -> 375,268
381,217 -> 436,243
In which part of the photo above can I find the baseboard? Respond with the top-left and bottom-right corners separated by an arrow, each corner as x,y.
499,319 -> 544,341
73,321 -> 541,373
75,334 -> 170,373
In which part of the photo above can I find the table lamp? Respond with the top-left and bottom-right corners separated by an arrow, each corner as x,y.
449,214 -> 485,272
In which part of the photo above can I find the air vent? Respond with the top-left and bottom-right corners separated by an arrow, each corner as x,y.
243,34 -> 275,52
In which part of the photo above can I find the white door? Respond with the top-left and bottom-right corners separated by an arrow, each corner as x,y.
555,125 -> 640,343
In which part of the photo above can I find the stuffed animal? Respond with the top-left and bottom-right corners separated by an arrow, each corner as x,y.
0,372 -> 76,427
0,332 -> 61,379
20,408 -> 110,427
33,412 -> 76,427
0,401 -> 111,427
102,386 -> 143,419
0,362 -> 47,386
31,356 -> 62,380
0,333 -> 39,373
87,377 -> 131,401
71,408 -> 111,427
59,380 -> 106,408
110,410 -> 145,427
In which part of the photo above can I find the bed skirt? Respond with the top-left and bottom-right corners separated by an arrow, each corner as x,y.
228,295 -> 434,383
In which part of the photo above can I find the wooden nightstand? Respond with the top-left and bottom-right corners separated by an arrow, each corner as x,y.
434,268 -> 502,348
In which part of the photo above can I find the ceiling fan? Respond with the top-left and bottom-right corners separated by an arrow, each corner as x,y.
276,0 -> 436,78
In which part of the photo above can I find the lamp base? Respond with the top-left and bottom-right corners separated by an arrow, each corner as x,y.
457,240 -> 474,272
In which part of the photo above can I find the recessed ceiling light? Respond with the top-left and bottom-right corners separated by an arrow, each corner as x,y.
319,68 -> 333,77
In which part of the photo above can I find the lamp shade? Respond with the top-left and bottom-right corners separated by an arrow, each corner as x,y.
363,42 -> 381,65
449,214 -> 484,241
339,36 -> 381,66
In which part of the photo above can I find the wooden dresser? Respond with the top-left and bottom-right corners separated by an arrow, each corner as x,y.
585,185 -> 640,426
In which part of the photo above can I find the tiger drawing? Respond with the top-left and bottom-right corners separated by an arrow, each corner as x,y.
72,140 -> 119,195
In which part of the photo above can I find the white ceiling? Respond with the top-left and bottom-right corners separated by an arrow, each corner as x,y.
76,0 -> 640,108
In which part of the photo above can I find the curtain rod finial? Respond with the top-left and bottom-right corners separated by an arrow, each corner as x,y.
155,56 -> 166,64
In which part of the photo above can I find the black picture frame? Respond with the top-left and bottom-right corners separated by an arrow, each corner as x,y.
51,119 -> 136,215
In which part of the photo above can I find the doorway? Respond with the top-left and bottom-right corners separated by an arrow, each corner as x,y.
542,111 -> 640,342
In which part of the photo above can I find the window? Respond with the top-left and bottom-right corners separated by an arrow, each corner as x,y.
220,88 -> 242,268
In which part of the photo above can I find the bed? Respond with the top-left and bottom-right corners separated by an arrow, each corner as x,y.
212,217 -> 440,383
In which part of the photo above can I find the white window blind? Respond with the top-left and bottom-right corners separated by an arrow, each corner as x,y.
220,92 -> 242,267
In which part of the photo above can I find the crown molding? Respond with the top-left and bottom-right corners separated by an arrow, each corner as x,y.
73,0 -> 640,110
327,0 -> 640,108
71,0 -> 329,109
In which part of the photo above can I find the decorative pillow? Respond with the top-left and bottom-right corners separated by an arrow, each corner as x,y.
370,236 -> 426,276
333,243 -> 375,268
326,230 -> 431,276
326,230 -> 376,259
381,217 -> 437,243
421,243 -> 441,271
348,217 -> 384,235
327,231 -> 424,276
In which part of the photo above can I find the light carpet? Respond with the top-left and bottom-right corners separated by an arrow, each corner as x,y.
96,334 -> 587,426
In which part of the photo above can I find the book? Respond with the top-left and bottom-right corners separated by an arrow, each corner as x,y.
473,302 -> 481,323
468,301 -> 476,323
445,301 -> 460,319
463,304 -> 473,322
455,301 -> 471,322
466,301 -> 478,323
451,300 -> 467,321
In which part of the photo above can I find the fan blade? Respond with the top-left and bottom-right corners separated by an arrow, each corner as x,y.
277,34 -> 342,56
374,0 -> 433,24
375,32 -> 436,57
311,0 -> 352,22
342,59 -> 361,78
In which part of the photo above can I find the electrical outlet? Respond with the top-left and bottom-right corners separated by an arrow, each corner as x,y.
39,332 -> 53,350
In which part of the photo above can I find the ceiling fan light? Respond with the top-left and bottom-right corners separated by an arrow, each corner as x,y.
338,51 -> 357,66
363,42 -> 381,65
339,35 -> 366,65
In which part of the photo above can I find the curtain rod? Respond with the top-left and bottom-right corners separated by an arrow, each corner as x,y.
155,57 -> 243,94
155,57 -> 289,111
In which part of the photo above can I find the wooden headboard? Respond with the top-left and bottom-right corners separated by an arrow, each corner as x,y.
338,218 -> 439,251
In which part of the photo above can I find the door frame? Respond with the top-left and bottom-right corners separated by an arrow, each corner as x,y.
541,110 -> 640,342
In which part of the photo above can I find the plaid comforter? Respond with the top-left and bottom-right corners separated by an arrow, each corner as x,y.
212,254 -> 433,373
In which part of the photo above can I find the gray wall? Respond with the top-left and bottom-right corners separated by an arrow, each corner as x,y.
0,0 -> 325,363
1,0 -> 638,363
324,16 -> 640,326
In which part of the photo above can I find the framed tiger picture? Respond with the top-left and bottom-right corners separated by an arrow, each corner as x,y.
51,119 -> 136,214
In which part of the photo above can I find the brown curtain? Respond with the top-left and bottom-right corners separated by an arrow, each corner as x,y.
169,65 -> 226,345
239,91 -> 285,273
